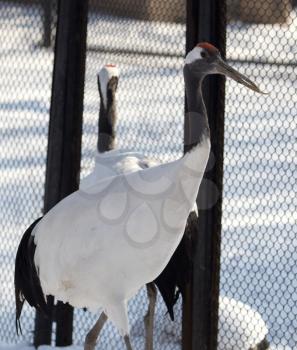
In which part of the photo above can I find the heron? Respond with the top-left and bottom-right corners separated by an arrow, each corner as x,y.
14,42 -> 263,350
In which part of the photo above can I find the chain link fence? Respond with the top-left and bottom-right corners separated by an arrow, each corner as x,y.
0,0 -> 56,344
221,1 -> 296,349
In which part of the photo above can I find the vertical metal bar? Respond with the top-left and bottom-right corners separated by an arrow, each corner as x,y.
55,302 -> 74,346
182,1 -> 199,348
42,0 -> 52,47
34,0 -> 89,346
183,1 -> 226,350
34,296 -> 54,347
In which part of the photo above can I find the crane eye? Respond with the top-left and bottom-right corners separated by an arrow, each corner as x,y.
200,51 -> 207,58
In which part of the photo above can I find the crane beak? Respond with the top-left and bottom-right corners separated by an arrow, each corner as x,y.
216,58 -> 267,94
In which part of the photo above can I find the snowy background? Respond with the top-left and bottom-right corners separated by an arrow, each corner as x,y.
0,1 -> 296,349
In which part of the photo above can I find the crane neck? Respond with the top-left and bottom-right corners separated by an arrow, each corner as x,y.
98,88 -> 117,153
183,66 -> 210,153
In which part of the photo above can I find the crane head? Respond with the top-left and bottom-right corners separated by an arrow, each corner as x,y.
185,42 -> 266,94
97,64 -> 119,108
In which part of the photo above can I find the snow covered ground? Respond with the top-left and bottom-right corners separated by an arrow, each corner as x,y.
0,1 -> 296,349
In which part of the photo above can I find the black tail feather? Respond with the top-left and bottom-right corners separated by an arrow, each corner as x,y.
14,217 -> 48,335
153,211 -> 199,320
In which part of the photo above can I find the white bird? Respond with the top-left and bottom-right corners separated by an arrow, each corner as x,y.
93,66 -> 269,350
81,64 -> 158,190
15,42 -> 264,350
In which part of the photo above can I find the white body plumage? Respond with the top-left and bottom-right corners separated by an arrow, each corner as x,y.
33,136 -> 210,334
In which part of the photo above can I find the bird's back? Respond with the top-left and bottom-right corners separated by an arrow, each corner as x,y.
80,149 -> 159,192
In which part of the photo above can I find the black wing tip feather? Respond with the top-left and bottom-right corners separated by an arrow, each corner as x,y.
14,217 -> 48,335
153,210 -> 199,320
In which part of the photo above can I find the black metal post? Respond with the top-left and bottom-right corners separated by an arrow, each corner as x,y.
42,0 -> 52,47
183,1 -> 226,350
34,0 -> 89,346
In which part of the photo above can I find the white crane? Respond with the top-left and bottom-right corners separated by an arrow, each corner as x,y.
93,65 -> 269,350
15,42 -> 264,350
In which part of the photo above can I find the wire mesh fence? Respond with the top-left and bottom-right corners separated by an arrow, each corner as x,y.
0,0 -> 56,344
75,1 -> 186,349
1,0 -> 296,349
221,1 -> 297,349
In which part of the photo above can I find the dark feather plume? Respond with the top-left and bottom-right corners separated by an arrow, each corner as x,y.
154,210 -> 198,320
14,217 -> 48,335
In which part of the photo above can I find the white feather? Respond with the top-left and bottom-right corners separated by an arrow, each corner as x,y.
33,137 -> 210,334
79,149 -> 159,192
185,46 -> 203,65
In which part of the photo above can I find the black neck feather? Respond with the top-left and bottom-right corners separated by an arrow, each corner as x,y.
183,65 -> 210,153
98,77 -> 118,153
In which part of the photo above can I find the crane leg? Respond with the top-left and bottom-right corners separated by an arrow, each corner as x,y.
84,312 -> 108,350
144,283 -> 157,350
124,334 -> 133,350
106,300 -> 134,349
